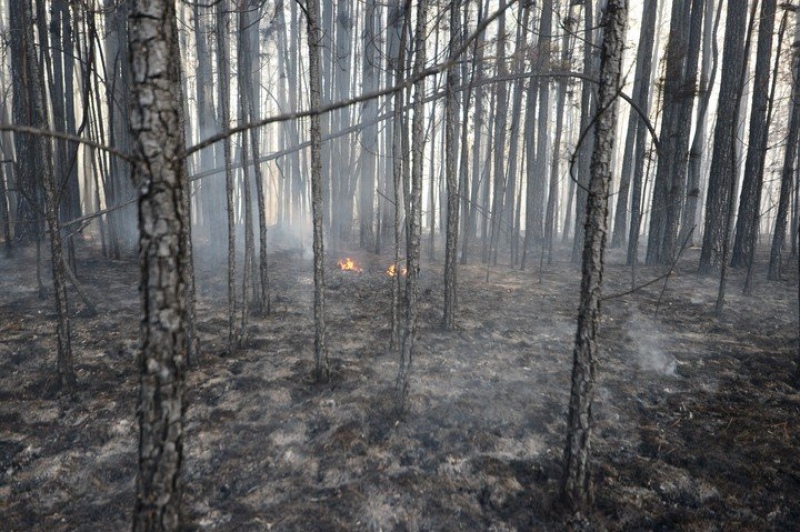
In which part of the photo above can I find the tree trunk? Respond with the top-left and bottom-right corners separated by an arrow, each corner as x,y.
443,0 -> 461,330
242,0 -> 270,316
731,0 -> 778,269
681,0 -> 723,249
192,1 -> 222,249
561,0 -> 627,514
396,0 -> 426,417
646,0 -> 704,266
612,0 -> 659,250
129,1 -> 187,528
571,1 -> 597,264
26,0 -> 75,393
457,0 -> 476,267
461,0 -> 487,265
534,0 -> 554,264
388,0 -> 409,350
359,0 -> 379,250
699,0 -> 749,273
9,0 -> 45,245
306,0 -> 330,382
768,15 -> 800,281
104,0 -> 137,258
216,0 -> 238,351
488,0 -> 508,267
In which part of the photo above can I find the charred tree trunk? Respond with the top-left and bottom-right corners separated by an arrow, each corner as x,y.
731,0 -> 778,269
0,161 -> 11,256
646,0 -> 704,266
571,1 -> 598,264
699,0 -> 749,273
241,0 -> 270,316
613,0 -> 658,250
306,0 -> 330,382
192,1 -> 222,248
359,0 -> 379,251
216,0 -> 238,351
443,0 -> 461,330
389,0 -> 409,350
129,1 -> 188,528
25,0 -> 75,394
9,0 -> 44,245
681,0 -> 723,249
105,0 -> 137,258
396,0 -> 426,417
458,1 -> 476,267
488,0 -> 508,266
768,16 -> 800,281
561,0 -> 627,515
461,0 -> 487,266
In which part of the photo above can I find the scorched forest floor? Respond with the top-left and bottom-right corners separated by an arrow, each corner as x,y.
1,237 -> 799,530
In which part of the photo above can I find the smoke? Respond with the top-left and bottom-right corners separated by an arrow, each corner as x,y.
625,308 -> 677,376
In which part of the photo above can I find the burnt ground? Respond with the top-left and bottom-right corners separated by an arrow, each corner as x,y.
0,238 -> 798,531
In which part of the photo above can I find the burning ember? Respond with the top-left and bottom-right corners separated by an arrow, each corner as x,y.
338,257 -> 361,272
386,263 -> 407,277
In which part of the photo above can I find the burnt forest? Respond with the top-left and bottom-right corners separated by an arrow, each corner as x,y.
1,0 -> 799,530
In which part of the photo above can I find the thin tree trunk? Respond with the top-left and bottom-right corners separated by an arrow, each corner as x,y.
646,0 -> 704,265
242,1 -> 270,315
715,0 -> 759,314
503,6 -> 532,268
699,0 -> 749,273
768,15 -> 800,281
389,0 -> 410,350
461,0 -> 486,265
28,0 -> 74,393
681,0 -> 723,249
359,0 -> 379,250
306,0 -> 330,382
217,0 -> 238,351
396,0 -> 426,418
731,0 -> 778,269
561,0 -> 627,514
488,0 -> 508,267
571,1 -> 597,264
612,0 -> 658,250
443,0 -> 461,330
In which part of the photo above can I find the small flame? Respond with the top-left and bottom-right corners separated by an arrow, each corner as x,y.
338,257 -> 361,272
386,263 -> 407,277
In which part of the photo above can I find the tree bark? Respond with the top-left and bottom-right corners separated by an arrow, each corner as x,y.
443,0 -> 461,330
359,0 -> 379,250
306,0 -> 330,382
216,0 -> 238,351
768,15 -> 800,281
129,1 -> 187,528
699,0 -> 749,273
571,1 -> 598,264
561,0 -> 627,514
612,0 -> 658,250
681,0 -> 723,249
488,0 -> 508,266
731,0 -> 778,269
26,0 -> 75,393
396,0 -> 426,417
646,0 -> 704,266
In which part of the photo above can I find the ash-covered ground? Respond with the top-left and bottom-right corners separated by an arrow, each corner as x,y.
1,240 -> 798,530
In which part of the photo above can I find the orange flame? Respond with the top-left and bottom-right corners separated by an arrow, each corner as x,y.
338,257 -> 361,272
386,263 -> 407,277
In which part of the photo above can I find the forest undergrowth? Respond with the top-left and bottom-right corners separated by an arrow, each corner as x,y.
1,240 -> 798,530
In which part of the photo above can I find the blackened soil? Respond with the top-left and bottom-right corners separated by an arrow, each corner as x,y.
1,240 -> 798,531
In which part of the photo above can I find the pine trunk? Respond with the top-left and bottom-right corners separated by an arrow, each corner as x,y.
129,1 -> 188,528
561,0 -> 627,514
